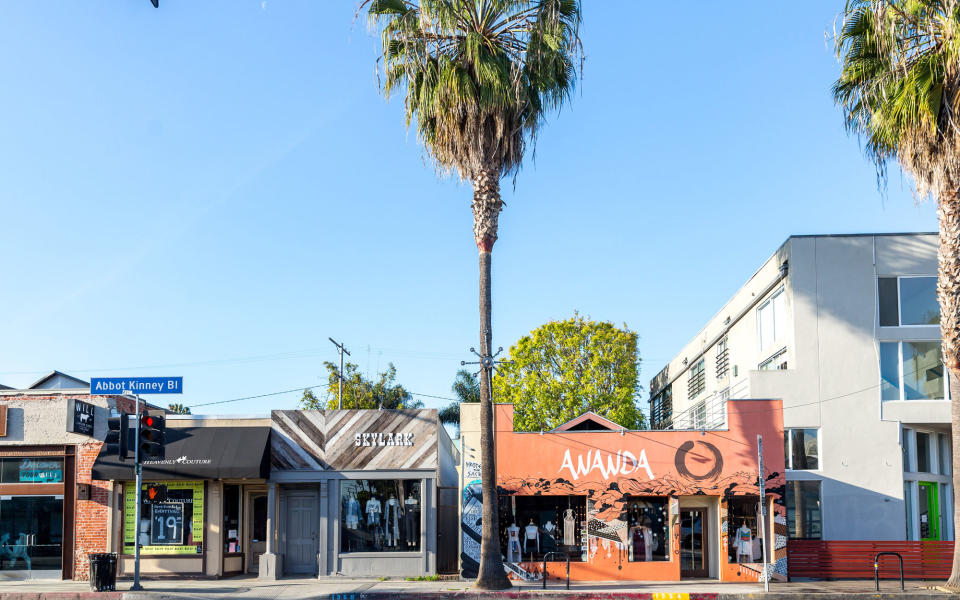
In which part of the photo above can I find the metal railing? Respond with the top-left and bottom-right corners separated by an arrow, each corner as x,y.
541,552 -> 570,590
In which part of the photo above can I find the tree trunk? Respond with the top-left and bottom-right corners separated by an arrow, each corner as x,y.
940,189 -> 960,590
472,166 -> 510,590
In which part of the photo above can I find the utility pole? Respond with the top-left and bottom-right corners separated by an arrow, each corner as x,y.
329,338 -> 351,409
131,394 -> 143,592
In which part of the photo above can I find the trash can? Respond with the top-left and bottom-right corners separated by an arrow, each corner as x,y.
88,552 -> 118,592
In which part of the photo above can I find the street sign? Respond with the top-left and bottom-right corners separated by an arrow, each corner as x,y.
90,377 -> 183,395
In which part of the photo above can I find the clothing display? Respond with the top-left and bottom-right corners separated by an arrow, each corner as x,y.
524,521 -> 540,553
384,496 -> 401,546
736,524 -> 753,562
631,526 -> 646,561
541,520 -> 557,553
563,509 -> 576,546
366,497 -> 382,526
506,524 -> 521,562
404,496 -> 420,546
345,495 -> 361,529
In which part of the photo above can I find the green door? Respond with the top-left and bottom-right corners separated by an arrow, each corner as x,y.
918,481 -> 940,541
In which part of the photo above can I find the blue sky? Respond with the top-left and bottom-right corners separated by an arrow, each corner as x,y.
0,1 -> 937,416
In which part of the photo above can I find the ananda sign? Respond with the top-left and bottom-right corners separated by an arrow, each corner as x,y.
559,448 -> 654,481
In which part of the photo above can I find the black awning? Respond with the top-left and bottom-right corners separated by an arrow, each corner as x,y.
92,426 -> 271,481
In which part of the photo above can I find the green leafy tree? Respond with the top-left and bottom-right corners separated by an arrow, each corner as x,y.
495,314 -> 644,432
361,0 -> 582,589
167,403 -> 191,415
298,361 -> 423,410
439,369 -> 481,435
833,1 -> 960,586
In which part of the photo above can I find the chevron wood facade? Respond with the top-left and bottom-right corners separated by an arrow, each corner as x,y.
270,409 -> 439,471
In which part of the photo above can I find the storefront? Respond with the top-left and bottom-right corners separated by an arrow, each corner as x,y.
92,416 -> 271,578
460,400 -> 787,582
263,409 -> 459,579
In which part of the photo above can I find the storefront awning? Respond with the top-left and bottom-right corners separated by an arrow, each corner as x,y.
91,426 -> 271,481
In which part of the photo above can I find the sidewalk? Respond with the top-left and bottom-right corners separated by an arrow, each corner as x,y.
0,576 -> 948,600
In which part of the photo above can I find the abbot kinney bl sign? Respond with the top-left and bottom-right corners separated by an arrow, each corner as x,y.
90,377 -> 183,394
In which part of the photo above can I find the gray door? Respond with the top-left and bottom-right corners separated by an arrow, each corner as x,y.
285,494 -> 318,574
437,487 -> 459,574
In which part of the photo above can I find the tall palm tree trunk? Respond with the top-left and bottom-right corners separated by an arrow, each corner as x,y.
939,190 -> 960,589
472,166 -> 511,590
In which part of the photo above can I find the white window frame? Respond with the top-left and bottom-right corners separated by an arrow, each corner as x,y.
757,287 -> 786,352
879,275 -> 939,328
785,427 -> 821,472
879,340 -> 950,402
902,426 -> 954,541
759,347 -> 788,371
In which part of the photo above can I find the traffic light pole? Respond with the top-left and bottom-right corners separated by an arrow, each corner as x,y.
131,394 -> 143,592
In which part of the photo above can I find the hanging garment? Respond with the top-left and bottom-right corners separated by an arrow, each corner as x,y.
632,527 -> 646,561
643,527 -> 654,561
384,498 -> 401,546
345,497 -> 361,529
524,523 -> 540,553
366,497 -> 382,526
737,525 -> 753,557
506,525 -> 521,562
563,509 -> 576,546
404,498 -> 421,544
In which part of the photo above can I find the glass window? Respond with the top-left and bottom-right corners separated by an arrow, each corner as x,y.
880,343 -> 902,401
940,434 -> 952,476
625,497 -> 669,562
905,481 -> 915,540
651,385 -> 672,430
0,457 -> 64,483
728,497 -> 762,562
917,432 -> 931,473
903,342 -> 945,400
899,277 -> 940,325
786,429 -> 819,470
903,428 -> 912,473
123,481 -> 204,554
223,484 -> 240,553
340,479 -> 421,553
0,495 -> 63,571
252,495 -> 267,543
687,360 -> 705,399
692,402 -> 706,429
941,483 -> 953,541
500,495 -> 586,563
758,289 -> 785,351
879,278 -> 900,326
715,338 -> 729,378
759,348 -> 788,371
786,480 -> 822,539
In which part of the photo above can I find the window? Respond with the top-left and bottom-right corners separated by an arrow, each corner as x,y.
123,480 -> 204,554
0,457 -> 64,483
223,484 -> 240,553
501,495 -> 586,562
878,276 -> 939,326
692,401 -> 706,430
341,479 -> 421,553
940,434 -> 952,476
905,481 -> 915,539
786,480 -> 822,539
759,348 -> 788,371
880,341 -> 947,401
688,359 -> 705,399
758,288 -> 786,351
0,496 -> 63,571
916,432 -> 931,473
727,497 -> 762,562
651,386 -> 672,430
624,497 -> 669,561
716,338 -> 729,378
784,429 -> 819,470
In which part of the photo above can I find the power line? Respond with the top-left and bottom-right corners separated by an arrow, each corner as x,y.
187,385 -> 458,409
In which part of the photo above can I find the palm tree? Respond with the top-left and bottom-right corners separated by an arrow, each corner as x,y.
833,0 -> 960,587
361,0 -> 582,589
439,369 -> 481,436
167,403 -> 191,415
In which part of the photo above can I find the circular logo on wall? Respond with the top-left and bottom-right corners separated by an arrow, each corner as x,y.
674,440 -> 723,481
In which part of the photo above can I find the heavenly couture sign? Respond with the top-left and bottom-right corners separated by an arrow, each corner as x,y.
354,432 -> 415,447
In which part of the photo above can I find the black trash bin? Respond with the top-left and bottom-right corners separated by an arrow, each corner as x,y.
88,552 -> 118,592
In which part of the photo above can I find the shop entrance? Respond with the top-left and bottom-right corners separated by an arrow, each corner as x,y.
247,492 -> 267,574
919,481 -> 941,541
679,509 -> 709,578
0,495 -> 63,576
284,493 -> 318,575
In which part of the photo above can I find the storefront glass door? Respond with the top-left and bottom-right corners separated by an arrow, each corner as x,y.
919,481 -> 940,541
0,495 -> 63,573
247,493 -> 267,574
680,509 -> 709,578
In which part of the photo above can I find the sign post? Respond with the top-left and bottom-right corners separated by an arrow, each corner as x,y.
91,377 -> 183,592
758,434 -> 770,593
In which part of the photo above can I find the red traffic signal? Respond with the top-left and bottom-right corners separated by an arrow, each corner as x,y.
138,411 -> 166,462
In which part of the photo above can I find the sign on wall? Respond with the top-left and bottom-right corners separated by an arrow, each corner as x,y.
124,480 -> 204,555
66,398 -> 95,437
150,503 -> 184,545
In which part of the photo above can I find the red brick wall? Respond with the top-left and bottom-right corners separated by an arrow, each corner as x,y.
74,440 -> 110,580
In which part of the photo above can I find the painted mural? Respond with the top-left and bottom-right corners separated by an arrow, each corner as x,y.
485,400 -> 787,582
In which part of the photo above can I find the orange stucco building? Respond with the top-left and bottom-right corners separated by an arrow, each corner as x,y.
462,399 -> 786,582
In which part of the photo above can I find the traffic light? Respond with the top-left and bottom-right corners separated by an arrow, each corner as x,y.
105,412 -> 130,461
138,411 -> 166,461
145,483 -> 167,503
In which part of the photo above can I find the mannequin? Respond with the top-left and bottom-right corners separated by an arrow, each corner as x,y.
366,495 -> 382,526
542,520 -> 557,553
384,494 -> 401,547
523,518 -> 540,555
562,509 -> 576,546
506,522 -> 521,562
345,491 -> 361,529
404,491 -> 421,547
736,521 -> 753,563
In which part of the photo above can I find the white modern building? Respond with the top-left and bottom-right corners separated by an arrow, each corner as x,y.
649,233 -> 952,543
